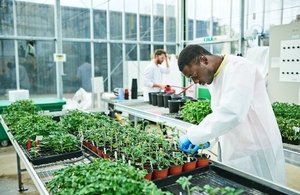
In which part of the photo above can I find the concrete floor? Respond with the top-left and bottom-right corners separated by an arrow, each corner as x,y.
1,143 -> 300,195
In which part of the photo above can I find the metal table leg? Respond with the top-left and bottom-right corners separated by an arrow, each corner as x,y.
16,153 -> 28,192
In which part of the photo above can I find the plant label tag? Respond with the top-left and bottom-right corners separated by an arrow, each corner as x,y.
293,126 -> 300,134
36,135 -> 43,141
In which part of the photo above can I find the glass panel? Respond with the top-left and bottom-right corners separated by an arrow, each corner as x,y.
212,0 -> 230,36
34,41 -> 56,95
16,1 -> 55,37
264,0 -> 281,33
153,0 -> 164,43
140,44 -> 151,60
195,0 -> 212,38
140,1 -> 151,41
154,45 -> 164,52
195,0 -> 211,37
153,15 -> 164,42
166,0 -> 176,42
110,11 -> 122,40
166,45 -> 176,55
246,0 -> 263,31
125,13 -> 137,40
125,0 -> 138,41
94,10 -> 107,39
126,44 -> 137,61
140,14 -> 151,41
188,19 -> 194,40
62,42 -> 91,93
94,43 -> 108,91
0,39 -> 15,99
283,0 -> 300,24
231,0 -> 240,38
230,41 -> 239,55
61,6 -> 90,38
187,0 -> 195,40
0,0 -> 14,35
110,43 -> 123,90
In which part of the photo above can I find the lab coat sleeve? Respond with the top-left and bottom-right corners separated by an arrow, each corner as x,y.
187,60 -> 255,145
144,66 -> 154,88
159,66 -> 170,74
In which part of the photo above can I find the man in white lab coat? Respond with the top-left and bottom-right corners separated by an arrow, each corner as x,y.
143,49 -> 170,101
178,44 -> 286,185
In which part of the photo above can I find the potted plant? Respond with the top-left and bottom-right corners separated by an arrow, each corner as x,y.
194,143 -> 211,167
168,151 -> 185,175
182,149 -> 197,172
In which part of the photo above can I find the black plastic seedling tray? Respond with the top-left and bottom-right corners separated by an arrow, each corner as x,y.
153,162 -> 297,195
22,146 -> 83,165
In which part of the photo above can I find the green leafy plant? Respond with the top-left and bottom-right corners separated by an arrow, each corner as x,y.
176,176 -> 244,195
47,158 -> 171,195
176,175 -> 202,195
272,102 -> 300,141
180,100 -> 212,124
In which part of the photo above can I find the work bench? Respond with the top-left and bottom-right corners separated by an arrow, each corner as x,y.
102,97 -> 300,168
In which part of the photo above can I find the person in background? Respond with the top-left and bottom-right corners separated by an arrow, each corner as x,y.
143,49 -> 170,101
178,44 -> 286,185
7,62 -> 30,90
76,56 -> 99,92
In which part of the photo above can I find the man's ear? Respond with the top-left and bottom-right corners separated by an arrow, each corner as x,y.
201,55 -> 208,65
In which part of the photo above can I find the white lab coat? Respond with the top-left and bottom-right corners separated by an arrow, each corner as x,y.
143,60 -> 170,101
187,54 -> 286,185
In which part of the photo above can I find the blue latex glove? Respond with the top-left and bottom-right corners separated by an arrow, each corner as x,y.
179,135 -> 210,154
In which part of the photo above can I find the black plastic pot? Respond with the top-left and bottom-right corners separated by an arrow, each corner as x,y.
151,92 -> 159,106
157,92 -> 166,107
148,92 -> 157,105
168,100 -> 181,113
163,93 -> 172,108
171,94 -> 182,100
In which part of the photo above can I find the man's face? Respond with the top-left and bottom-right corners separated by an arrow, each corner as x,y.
156,54 -> 166,64
181,62 -> 214,85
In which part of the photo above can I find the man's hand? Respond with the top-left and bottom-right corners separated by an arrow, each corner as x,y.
179,135 -> 199,154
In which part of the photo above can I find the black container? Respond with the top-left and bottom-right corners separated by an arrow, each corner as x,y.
171,94 -> 182,100
148,92 -> 155,104
22,146 -> 83,165
157,92 -> 166,107
153,162 -> 296,195
168,100 -> 180,113
151,92 -> 159,106
131,78 -> 138,99
163,93 -> 172,108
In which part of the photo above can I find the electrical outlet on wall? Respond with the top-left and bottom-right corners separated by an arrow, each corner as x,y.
279,39 -> 300,82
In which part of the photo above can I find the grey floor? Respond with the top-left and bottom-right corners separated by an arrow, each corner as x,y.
1,144 -> 300,195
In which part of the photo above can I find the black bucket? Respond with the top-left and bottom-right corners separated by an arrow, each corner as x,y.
163,93 -> 172,108
157,92 -> 166,107
168,100 -> 180,113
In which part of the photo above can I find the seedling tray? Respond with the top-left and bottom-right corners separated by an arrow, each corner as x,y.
153,162 -> 297,195
22,146 -> 83,165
